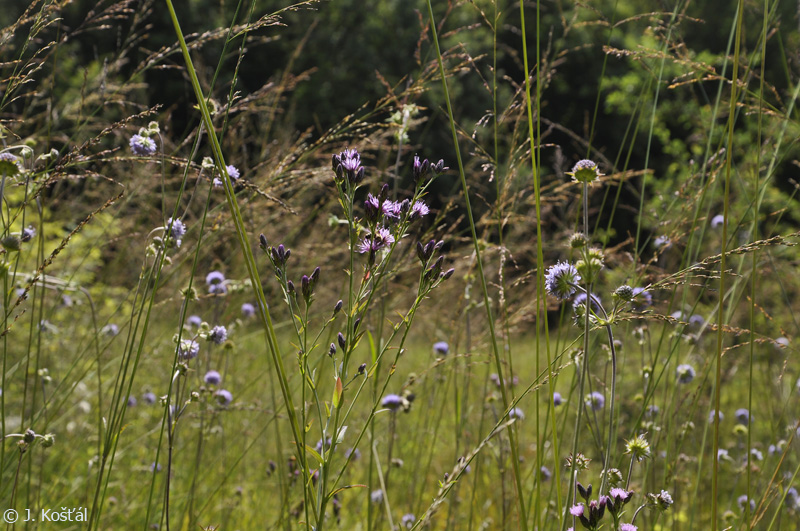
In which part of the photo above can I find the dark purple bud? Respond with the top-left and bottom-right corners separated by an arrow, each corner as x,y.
338,332 -> 346,350
432,159 -> 448,174
358,363 -> 366,375
354,167 -> 364,184
311,267 -> 320,283
287,280 -> 295,294
434,240 -> 444,251
423,240 -> 436,261
259,234 -> 268,250
442,268 -> 455,280
413,155 -> 430,182
353,317 -> 361,332
416,241 -> 425,262
331,153 -> 339,172
329,343 -> 336,357
334,300 -> 343,314
301,275 -> 311,299
578,482 -> 591,501
379,183 -> 389,202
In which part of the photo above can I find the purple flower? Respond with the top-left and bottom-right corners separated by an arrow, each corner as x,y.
540,466 -> 552,481
214,389 -> 233,406
735,408 -> 751,425
21,225 -> 36,242
0,152 -> 21,175
209,325 -> 227,344
620,524 -> 637,531
569,503 -> 585,517
127,396 -> 137,407
433,341 -> 449,356
553,392 -> 563,406
187,315 -> 203,328
178,339 -> 200,360
737,494 -> 755,512
370,489 -> 383,504
709,409 -> 723,423
409,200 -> 430,219
688,314 -> 705,328
381,394 -> 404,411
545,261 -> 581,300
130,134 -> 157,156
382,200 -> 402,219
143,392 -> 157,404
241,303 -> 256,318
632,287 -> 652,309
401,514 -> 415,529
358,227 -> 395,255
508,407 -> 525,420
585,391 -> 605,411
102,323 -> 119,336
711,214 -> 725,228
206,270 -> 227,295
332,148 -> 364,184
166,217 -> 186,240
204,370 -> 221,385
226,165 -> 240,180
567,159 -> 602,183
676,364 -> 696,384
573,292 -> 602,313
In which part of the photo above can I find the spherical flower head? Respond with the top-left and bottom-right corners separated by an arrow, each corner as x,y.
567,159 -> 603,183
545,261 -> 581,300
166,217 -> 186,240
178,339 -> 200,360
620,524 -> 637,531
709,409 -> 724,423
609,487 -> 632,505
128,396 -> 137,407
508,407 -> 525,420
655,490 -> 673,510
711,214 -> 725,228
676,363 -> 696,384
569,503 -> 585,517
631,287 -> 652,309
187,315 -> 203,328
585,391 -> 605,411
226,165 -> 240,180
433,341 -> 449,356
553,392 -> 563,406
569,232 -> 588,249
20,225 -> 36,242
129,134 -> 157,156
214,389 -> 233,406
206,271 -> 225,286
381,394 -> 404,411
370,489 -> 383,504
625,434 -> 651,462
0,152 -> 21,176
573,292 -> 601,316
750,448 -> 763,461
204,370 -> 222,385
737,495 -> 755,512
688,314 -> 705,329
654,235 -> 671,249
401,513 -> 415,529
735,408 -> 751,425
409,200 -> 430,220
241,303 -> 256,318
209,325 -> 227,345
102,323 -> 119,336
143,392 -> 157,404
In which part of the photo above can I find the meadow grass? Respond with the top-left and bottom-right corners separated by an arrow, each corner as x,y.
1,0 -> 800,529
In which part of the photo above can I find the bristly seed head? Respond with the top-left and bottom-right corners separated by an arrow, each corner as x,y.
625,434 -> 651,462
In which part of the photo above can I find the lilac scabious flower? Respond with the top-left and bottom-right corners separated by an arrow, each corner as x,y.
709,409 -> 723,423
204,370 -> 222,385
370,489 -> 383,504
178,339 -> 200,360
241,303 -> 256,318
567,159 -> 602,183
647,404 -> 660,417
508,407 -> 525,420
689,314 -> 705,328
711,214 -> 725,228
632,287 -> 652,309
553,392 -> 563,406
750,448 -> 763,461
213,177 -> 223,188
214,389 -> 233,406
409,200 -> 430,219
585,391 -> 605,411
226,165 -> 240,180
21,225 -> 36,242
209,325 -> 227,344
0,152 -> 21,175
401,513 -> 415,529
187,315 -> 203,328
737,494 -> 755,512
433,341 -> 449,356
654,235 -> 671,249
166,217 -> 186,240
545,261 -> 581,300
620,524 -> 637,531
129,134 -> 157,156
735,408 -> 751,425
332,148 -> 364,184
206,270 -> 227,295
381,394 -> 404,411
128,396 -> 137,407
143,392 -> 157,404
676,364 -> 696,384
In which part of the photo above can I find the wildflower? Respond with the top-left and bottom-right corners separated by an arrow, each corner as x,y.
187,315 -> 203,328
775,336 -> 790,350
735,408 -> 751,425
382,200 -> 402,219
128,396 -> 137,407
545,261 -> 581,300
750,448 -> 763,461
129,134 -> 157,156
143,392 -> 157,405
433,341 -> 449,356
401,513 -> 415,529
569,503 -> 585,517
508,407 -> 525,420
214,389 -> 233,406
717,448 -> 730,462
553,392 -> 563,406
620,524 -> 637,531
711,214 -> 725,228
565,453 -> 591,470
204,370 -> 221,385
570,232 -> 588,249
208,325 -> 227,345
409,200 -> 430,219
358,227 -> 395,255
381,394 -> 404,411
709,409 -> 724,423
345,448 -> 361,460
0,152 -> 21,175
625,434 -> 651,462
102,324 -> 119,336
413,155 -> 430,182
585,391 -> 605,411
178,339 -> 200,360
654,490 -> 673,510
676,364 -> 696,384
689,314 -> 705,328
654,235 -> 671,249
241,303 -> 255,318
567,159 -> 603,183
166,217 -> 185,240
206,270 -> 227,295
614,285 -> 634,302
608,487 -> 633,508
332,148 -> 364,185
737,494 -> 755,512
604,468 -> 623,487
631,287 -> 652,309
20,225 -> 36,242
540,466 -> 552,481
226,165 -> 240,180
646,404 -> 660,417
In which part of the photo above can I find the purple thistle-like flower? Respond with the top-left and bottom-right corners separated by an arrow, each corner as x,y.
709,409 -> 723,423
737,495 -> 755,512
620,524 -> 637,531
586,391 -> 605,411
241,303 -> 256,318
128,396 -> 137,407
689,314 -> 705,328
209,325 -> 227,344
358,227 -> 395,255
214,389 -> 233,406
433,341 -> 449,356
166,217 -> 186,240
0,152 -> 21,175
610,488 -> 632,503
567,159 -> 602,183
676,363 -> 696,384
332,148 -> 364,184
381,394 -> 404,411
370,489 -> 383,504
364,194 -> 381,222
129,134 -> 157,156
178,339 -> 200,361
545,261 -> 581,300
205,370 -> 222,385
382,200 -> 402,219
206,271 -> 225,286
540,466 -> 552,481
409,200 -> 430,219
569,503 -> 585,517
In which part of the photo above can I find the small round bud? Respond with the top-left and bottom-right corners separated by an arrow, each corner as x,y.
569,232 -> 588,249
614,285 -> 634,302
24,429 -> 36,443
333,300 -> 343,314
41,433 -> 55,448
